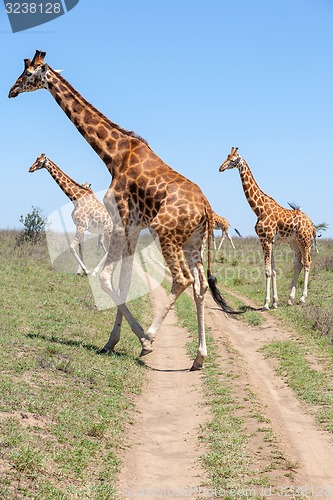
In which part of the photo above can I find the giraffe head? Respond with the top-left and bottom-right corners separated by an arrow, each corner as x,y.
29,153 -> 48,173
9,50 -> 50,98
219,147 -> 243,173
81,182 -> 93,192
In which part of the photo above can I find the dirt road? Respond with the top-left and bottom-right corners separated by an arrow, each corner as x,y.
117,285 -> 333,499
117,284 -> 208,498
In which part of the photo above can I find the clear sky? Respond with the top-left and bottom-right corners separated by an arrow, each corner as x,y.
1,0 -> 332,237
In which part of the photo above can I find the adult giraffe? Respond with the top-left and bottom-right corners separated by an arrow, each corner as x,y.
9,50 -> 236,370
29,153 -> 113,276
219,147 -> 317,310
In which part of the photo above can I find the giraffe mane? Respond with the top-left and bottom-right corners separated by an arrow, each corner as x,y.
49,68 -> 150,148
288,201 -> 301,211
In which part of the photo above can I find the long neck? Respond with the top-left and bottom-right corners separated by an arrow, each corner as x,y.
45,67 -> 147,173
239,160 -> 273,217
44,160 -> 89,202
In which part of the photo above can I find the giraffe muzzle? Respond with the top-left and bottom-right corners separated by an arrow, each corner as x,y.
8,86 -> 20,98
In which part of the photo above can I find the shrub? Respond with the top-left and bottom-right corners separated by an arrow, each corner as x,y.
304,303 -> 333,343
18,206 -> 47,245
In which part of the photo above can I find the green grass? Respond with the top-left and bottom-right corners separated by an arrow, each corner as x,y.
0,230 -> 151,499
213,237 -> 333,435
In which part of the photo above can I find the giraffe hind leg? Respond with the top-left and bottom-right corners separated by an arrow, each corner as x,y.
142,244 -> 194,358
299,247 -> 311,304
226,232 -> 235,250
288,246 -> 303,305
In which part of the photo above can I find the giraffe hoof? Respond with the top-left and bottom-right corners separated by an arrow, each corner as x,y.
261,306 -> 270,312
140,338 -> 154,357
190,363 -> 202,371
97,347 -> 110,355
140,347 -> 153,357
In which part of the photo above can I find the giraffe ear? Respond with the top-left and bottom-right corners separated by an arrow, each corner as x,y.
24,58 -> 32,70
54,69 -> 63,74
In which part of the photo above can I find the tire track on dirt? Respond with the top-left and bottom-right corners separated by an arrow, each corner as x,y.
205,292 -> 333,495
116,283 -> 209,499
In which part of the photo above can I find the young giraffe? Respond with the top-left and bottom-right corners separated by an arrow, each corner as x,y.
219,147 -> 317,310
9,49 -> 236,370
82,182 -> 108,258
29,153 -> 113,276
212,212 -> 240,250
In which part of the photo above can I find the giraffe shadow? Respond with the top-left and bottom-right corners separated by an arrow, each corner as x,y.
27,332 -> 100,352
25,332 -> 145,366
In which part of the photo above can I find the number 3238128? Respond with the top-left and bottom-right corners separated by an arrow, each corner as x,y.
5,3 -> 62,14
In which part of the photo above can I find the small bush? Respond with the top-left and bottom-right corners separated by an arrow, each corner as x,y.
304,304 -> 333,343
18,206 -> 47,245
314,254 -> 333,273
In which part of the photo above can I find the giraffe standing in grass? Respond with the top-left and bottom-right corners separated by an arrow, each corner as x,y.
29,153 -> 113,276
10,50 -> 237,370
212,212 -> 241,250
219,147 -> 317,310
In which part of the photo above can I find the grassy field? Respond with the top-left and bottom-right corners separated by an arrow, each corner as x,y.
1,229 -> 332,498
174,236 -> 333,496
211,236 -> 333,433
212,236 -> 332,341
0,230 -> 151,499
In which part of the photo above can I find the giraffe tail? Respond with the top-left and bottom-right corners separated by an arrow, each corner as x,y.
207,270 -> 243,314
234,228 -> 242,237
312,225 -> 319,253
206,208 -> 245,315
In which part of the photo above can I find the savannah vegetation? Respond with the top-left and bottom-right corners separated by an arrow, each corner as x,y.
0,229 -> 150,499
211,236 -> 333,432
175,235 -> 333,495
0,225 -> 332,498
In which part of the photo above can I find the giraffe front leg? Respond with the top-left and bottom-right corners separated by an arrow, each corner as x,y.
226,232 -> 235,250
70,230 -> 90,275
260,239 -> 273,310
99,228 -> 146,353
217,232 -> 225,250
99,258 -> 145,348
91,252 -> 108,276
99,308 -> 123,353
271,251 -> 278,308
190,263 -> 208,371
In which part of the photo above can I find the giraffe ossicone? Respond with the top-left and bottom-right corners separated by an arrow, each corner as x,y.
219,147 -> 317,309
10,49 -> 244,370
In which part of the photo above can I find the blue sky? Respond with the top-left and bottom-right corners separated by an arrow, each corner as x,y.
1,0 -> 332,238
